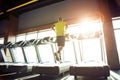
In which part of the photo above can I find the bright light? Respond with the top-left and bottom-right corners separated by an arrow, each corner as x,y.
79,19 -> 101,38
80,19 -> 101,33
66,18 -> 105,62
67,18 -> 102,39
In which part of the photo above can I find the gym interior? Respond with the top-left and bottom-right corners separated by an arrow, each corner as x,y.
0,0 -> 120,80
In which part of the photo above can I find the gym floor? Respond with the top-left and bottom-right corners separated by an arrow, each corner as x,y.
0,71 -> 116,80
27,74 -> 113,80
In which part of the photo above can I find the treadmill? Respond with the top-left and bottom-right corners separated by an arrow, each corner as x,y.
30,37 -> 72,76
0,41 -> 37,79
7,41 -> 32,73
0,42 -> 14,74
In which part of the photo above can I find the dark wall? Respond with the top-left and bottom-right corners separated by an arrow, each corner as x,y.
0,20 -> 7,35
18,0 -> 98,30
108,0 -> 120,17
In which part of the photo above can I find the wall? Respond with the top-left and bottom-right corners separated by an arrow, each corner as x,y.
0,20 -> 7,36
18,0 -> 98,30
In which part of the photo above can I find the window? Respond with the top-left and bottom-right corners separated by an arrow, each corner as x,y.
66,19 -> 106,63
37,44 -> 55,63
114,30 -> 120,62
38,29 -> 55,39
113,19 -> 120,29
24,46 -> 38,63
80,38 -> 102,61
26,32 -> 37,40
63,41 -> 76,63
0,38 -> 4,44
13,19 -> 106,64
113,18 -> 120,63
36,29 -> 56,63
11,47 -> 25,62
16,34 -> 26,42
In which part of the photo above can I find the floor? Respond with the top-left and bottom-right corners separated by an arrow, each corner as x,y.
0,71 -> 116,80
27,74 -> 114,80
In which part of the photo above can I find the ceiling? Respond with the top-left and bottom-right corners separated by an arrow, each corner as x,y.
108,0 -> 120,17
0,0 -> 120,20
0,0 -> 65,20
0,0 -> 31,12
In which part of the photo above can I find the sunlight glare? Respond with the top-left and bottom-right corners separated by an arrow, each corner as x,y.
67,18 -> 102,39
80,19 -> 101,33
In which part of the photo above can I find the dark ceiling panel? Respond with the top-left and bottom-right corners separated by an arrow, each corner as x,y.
0,0 -> 120,20
13,0 -> 65,15
0,0 -> 31,12
108,0 -> 120,17
0,0 -> 65,20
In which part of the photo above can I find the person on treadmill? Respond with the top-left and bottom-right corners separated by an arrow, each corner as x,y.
52,17 -> 68,63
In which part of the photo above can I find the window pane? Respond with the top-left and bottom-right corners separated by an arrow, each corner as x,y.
38,29 -> 55,39
63,41 -> 76,63
16,34 -> 26,42
24,46 -> 38,63
73,40 -> 81,64
67,24 -> 81,34
113,18 -> 120,63
112,19 -> 120,29
11,47 -> 25,62
37,44 -> 55,63
26,33 -> 37,40
6,49 -> 13,62
114,30 -> 120,62
0,38 -> 4,44
80,38 -> 102,61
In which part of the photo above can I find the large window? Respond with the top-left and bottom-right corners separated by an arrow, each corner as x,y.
24,46 -> 38,63
15,34 -> 26,42
11,47 -> 25,63
37,44 -> 55,63
26,32 -> 37,40
14,19 -> 106,64
36,29 -> 56,63
63,41 -> 76,63
113,18 -> 120,63
38,29 -> 55,39
114,30 -> 120,62
67,19 -> 106,63
0,38 -> 4,44
80,38 -> 102,61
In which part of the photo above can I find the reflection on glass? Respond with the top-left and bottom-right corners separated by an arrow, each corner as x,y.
12,47 -> 25,62
37,44 -> 54,63
63,41 -> 76,63
24,46 -> 38,63
80,38 -> 102,61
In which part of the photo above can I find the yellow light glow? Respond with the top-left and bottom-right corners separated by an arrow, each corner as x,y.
7,0 -> 38,12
